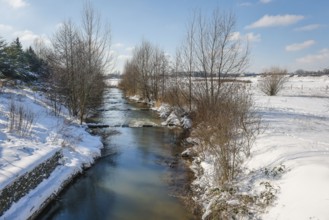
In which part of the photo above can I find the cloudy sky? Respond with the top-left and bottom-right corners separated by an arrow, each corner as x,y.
0,0 -> 328,73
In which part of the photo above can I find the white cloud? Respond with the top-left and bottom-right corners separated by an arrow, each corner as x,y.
113,43 -> 124,48
286,40 -> 315,52
294,24 -> 323,32
13,30 -> 51,47
2,0 -> 29,9
296,48 -> 329,64
230,32 -> 261,42
230,32 -> 241,41
246,14 -> 304,29
246,32 -> 261,42
14,30 -> 39,42
259,0 -> 272,4
0,24 -> 51,48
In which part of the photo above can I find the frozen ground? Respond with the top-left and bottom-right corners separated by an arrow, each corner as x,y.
191,75 -> 329,219
0,87 -> 103,219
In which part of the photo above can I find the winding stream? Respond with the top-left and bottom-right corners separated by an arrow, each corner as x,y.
36,88 -> 196,220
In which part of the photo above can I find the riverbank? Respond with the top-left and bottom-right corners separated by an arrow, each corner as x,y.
36,87 -> 197,220
180,75 -> 329,219
0,86 -> 103,219
124,94 -> 200,214
124,75 -> 329,219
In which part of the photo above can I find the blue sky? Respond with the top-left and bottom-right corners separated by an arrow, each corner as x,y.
0,0 -> 328,73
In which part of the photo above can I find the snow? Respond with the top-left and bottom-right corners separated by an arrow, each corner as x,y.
2,75 -> 327,219
248,96 -> 329,219
251,77 -> 329,219
161,111 -> 181,126
0,87 -> 103,219
264,163 -> 329,220
190,75 -> 329,219
153,103 -> 171,118
105,78 -> 120,87
153,103 -> 192,128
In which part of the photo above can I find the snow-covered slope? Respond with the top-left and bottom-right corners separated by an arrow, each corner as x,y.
0,87 -> 103,219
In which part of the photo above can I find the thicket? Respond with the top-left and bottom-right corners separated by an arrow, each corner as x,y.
44,2 -> 112,124
119,40 -> 169,101
1,1 -> 112,126
120,9 -> 261,217
8,99 -> 35,136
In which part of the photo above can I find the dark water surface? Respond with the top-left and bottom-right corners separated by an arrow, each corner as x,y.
36,88 -> 195,220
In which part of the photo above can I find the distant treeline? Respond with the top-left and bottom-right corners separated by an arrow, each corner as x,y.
292,68 -> 329,76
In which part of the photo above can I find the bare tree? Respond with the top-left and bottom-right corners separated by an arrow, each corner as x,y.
179,9 -> 257,185
76,1 -> 112,123
193,9 -> 249,103
120,40 -> 170,102
119,60 -> 138,95
49,20 -> 81,116
194,84 -> 259,183
179,12 -> 196,112
47,1 -> 112,123
259,67 -> 288,96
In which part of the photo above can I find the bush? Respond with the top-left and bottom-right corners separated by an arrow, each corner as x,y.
259,67 -> 288,96
193,83 -> 260,184
8,99 -> 35,136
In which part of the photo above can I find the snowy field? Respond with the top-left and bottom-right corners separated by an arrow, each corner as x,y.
191,75 -> 329,219
250,76 -> 329,219
0,87 -> 103,219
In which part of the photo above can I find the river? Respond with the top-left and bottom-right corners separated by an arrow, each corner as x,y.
36,88 -> 196,220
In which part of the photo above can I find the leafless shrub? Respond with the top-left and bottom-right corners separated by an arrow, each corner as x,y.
119,7 -> 261,218
8,99 -> 36,136
259,67 -> 289,96
48,119 -> 82,148
162,84 -> 190,112
47,85 -> 62,116
203,179 -> 279,219
193,83 -> 260,184
204,185 -> 256,220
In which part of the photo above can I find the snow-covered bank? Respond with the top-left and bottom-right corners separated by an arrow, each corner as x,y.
252,93 -> 329,219
122,76 -> 329,219
0,87 -> 103,219
188,75 -> 329,219
126,94 -> 193,129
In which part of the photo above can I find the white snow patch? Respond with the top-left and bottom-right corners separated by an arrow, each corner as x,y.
161,111 -> 181,126
0,86 -> 103,219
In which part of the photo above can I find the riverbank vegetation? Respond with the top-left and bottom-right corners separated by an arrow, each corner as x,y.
119,9 -> 263,218
1,1 -> 329,219
1,3 -> 112,125
45,2 -> 112,124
